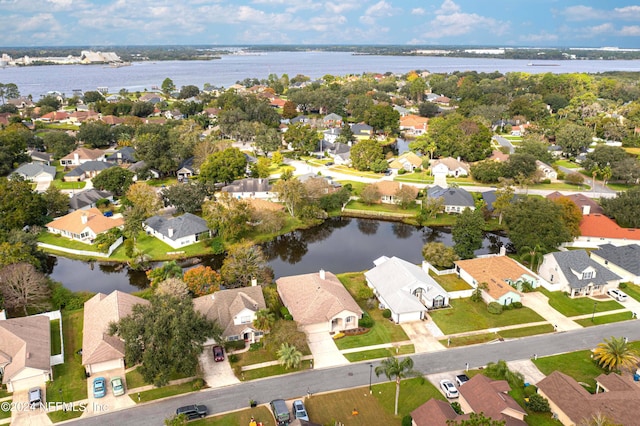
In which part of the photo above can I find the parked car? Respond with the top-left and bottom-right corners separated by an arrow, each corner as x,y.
455,374 -> 470,386
440,379 -> 459,398
213,345 -> 224,362
28,387 -> 43,409
292,399 -> 309,421
607,288 -> 628,302
111,377 -> 125,396
325,162 -> 334,166
176,404 -> 208,420
270,399 -> 291,425
93,377 -> 107,398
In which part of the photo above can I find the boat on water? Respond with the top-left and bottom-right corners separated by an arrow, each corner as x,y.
103,62 -> 131,68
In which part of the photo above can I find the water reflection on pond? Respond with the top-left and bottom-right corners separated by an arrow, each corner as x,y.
48,217 -> 511,294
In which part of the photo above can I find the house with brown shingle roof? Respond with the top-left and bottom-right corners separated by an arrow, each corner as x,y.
276,270 -> 363,334
411,399 -> 459,426
537,371 -> 640,426
46,207 -> 124,243
0,315 -> 51,392
193,285 -> 266,344
60,147 -> 105,167
430,157 -> 470,178
455,254 -> 540,305
374,181 -> 419,205
82,291 -> 149,375
388,152 -> 423,173
458,375 -> 527,426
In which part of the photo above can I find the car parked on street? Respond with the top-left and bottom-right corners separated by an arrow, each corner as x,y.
111,377 -> 125,396
176,404 -> 208,420
292,399 -> 309,421
607,288 -> 628,302
93,377 -> 107,398
213,345 -> 224,362
455,374 -> 470,386
440,379 -> 459,398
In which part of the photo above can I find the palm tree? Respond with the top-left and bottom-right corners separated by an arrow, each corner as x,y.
277,343 -> 302,370
484,360 -> 524,388
253,309 -> 275,333
519,244 -> 544,272
593,336 -> 640,372
375,356 -> 418,416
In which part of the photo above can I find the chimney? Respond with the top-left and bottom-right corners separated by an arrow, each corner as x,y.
168,228 -> 174,237
81,213 -> 87,224
582,205 -> 591,215
422,261 -> 430,273
456,156 -> 461,162
251,278 -> 257,287
319,269 -> 326,280
74,153 -> 79,163
499,246 -> 506,256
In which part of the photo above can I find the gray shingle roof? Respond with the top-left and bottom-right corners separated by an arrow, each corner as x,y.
593,244 -> 640,276
222,178 -> 271,194
106,147 -> 136,163
427,185 -> 475,207
69,189 -> 113,211
144,213 -> 210,241
550,250 -> 621,289
13,162 -> 56,179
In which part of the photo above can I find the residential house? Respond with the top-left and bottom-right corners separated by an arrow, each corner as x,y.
573,214 -> 640,248
176,157 -> 196,181
138,93 -> 163,104
290,115 -> 310,125
393,105 -> 411,117
481,190 -> 521,213
276,270 -> 363,334
68,110 -> 99,124
221,178 -> 272,200
143,213 -> 211,249
488,150 -> 510,162
11,162 -> 56,185
537,371 -> 640,426
323,127 -> 342,144
28,151 -> 53,166
364,256 -> 449,323
427,185 -> 475,213
0,315 -> 51,392
590,243 -> 640,284
0,112 -> 12,127
129,160 -> 160,181
411,400 -> 459,426
82,291 -> 149,375
46,208 -> 124,243
399,114 -> 429,136
327,142 -> 351,165
69,189 -> 114,211
430,157 -> 470,178
457,375 -> 527,425
433,96 -> 451,106
39,110 -> 70,123
538,250 -> 621,297
106,146 -> 136,164
7,97 -> 34,109
536,160 -> 557,181
323,113 -> 342,127
455,254 -> 539,305
351,123 -> 374,140
63,160 -> 113,182
375,181 -> 419,205
193,285 -> 267,344
269,98 -> 286,109
546,192 -> 603,215
60,147 -> 105,167
388,152 -> 423,173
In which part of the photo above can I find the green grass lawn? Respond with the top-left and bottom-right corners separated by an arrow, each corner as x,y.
439,324 -> 555,347
574,311 -> 636,327
554,159 -> 580,169
109,232 -> 213,261
239,360 -> 312,381
344,200 -> 420,216
0,402 -> 11,420
189,406 -> 273,426
428,271 -> 473,291
47,309 -> 88,403
51,319 -> 62,355
622,283 -> 640,302
125,368 -> 192,390
48,409 -> 84,423
538,289 -> 623,317
429,298 -> 545,335
529,181 -> 593,191
498,324 -> 556,338
146,177 -> 178,187
533,350 -> 605,392
52,179 -> 86,190
38,232 -> 102,253
336,180 -> 367,196
606,182 -> 635,191
343,345 -> 415,362
331,165 -> 382,179
132,379 -> 203,403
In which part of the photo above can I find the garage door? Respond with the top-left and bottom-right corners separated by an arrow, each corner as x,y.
9,375 -> 47,393
87,359 -> 123,375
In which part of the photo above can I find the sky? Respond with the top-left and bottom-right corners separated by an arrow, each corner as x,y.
1,0 -> 640,48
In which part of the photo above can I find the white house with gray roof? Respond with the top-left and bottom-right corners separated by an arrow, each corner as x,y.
12,162 -> 56,185
143,213 -> 211,249
590,243 -> 640,284
221,178 -> 272,200
538,250 -> 621,297
364,256 -> 450,323
427,185 -> 475,213
69,189 -> 114,211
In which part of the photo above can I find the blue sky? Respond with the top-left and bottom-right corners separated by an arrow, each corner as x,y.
1,0 -> 639,47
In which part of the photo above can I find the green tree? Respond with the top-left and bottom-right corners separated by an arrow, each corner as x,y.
593,336 -> 640,372
429,113 -> 492,162
484,360 -> 524,388
203,193 -> 252,242
134,131 -> 178,175
276,342 -> 302,370
0,178 -> 47,231
470,161 -> 507,184
359,183 -> 381,205
503,198 -> 572,252
251,156 -> 271,179
253,309 -> 275,333
199,148 -> 247,184
182,265 -> 221,297
418,102 -> 440,118
395,185 -> 418,209
447,412 -> 506,426
122,205 -> 146,247
220,242 -> 272,288
146,261 -> 183,288
254,127 -> 282,156
526,393 -> 550,413
452,208 -> 484,259
551,196 -> 583,238
421,242 -> 458,269
601,187 -> 640,228
409,134 -> 437,159
519,244 -> 544,273
283,123 -> 321,154
91,167 -> 134,196
375,356 -> 418,416
492,184 -> 514,225
282,101 -> 298,119
272,177 -> 306,217
109,294 -> 220,387
556,123 -> 593,157
41,185 -> 70,218
161,78 -> 176,96
350,139 -> 384,171
131,101 -> 155,118
419,196 -> 445,222
0,83 -> 20,104
77,121 -> 113,148
364,104 -> 400,135
41,131 -> 76,159
126,182 -> 162,218
161,182 -> 210,214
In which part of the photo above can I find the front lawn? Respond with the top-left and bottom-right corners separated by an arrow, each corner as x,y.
51,319 -> 62,355
533,350 -> 605,392
429,298 -> 546,335
48,409 -> 84,423
38,232 -> 103,253
0,402 -> 11,420
109,232 -> 213,261
344,200 -> 420,216
439,324 -> 555,348
330,165 -> 382,179
47,309 -> 88,403
239,360 -> 312,381
343,345 -> 415,362
574,311 -> 636,327
52,180 -> 86,190
622,283 -> 640,302
133,379 -> 204,403
189,406 -> 272,426
538,289 -> 623,317
428,271 -> 473,292
125,368 -> 192,390
554,159 -> 580,169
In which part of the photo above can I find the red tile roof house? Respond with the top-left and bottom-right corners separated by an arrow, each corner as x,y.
570,213 -> 640,249
0,315 -> 51,392
399,114 -> 429,136
412,375 -> 527,426
82,291 -> 149,375
374,181 -> 419,205
276,269 -> 363,334
537,371 -> 640,426
46,208 -> 125,244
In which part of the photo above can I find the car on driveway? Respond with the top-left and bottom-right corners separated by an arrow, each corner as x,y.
93,377 -> 107,398
111,377 -> 125,396
607,288 -> 628,302
455,374 -> 470,386
440,379 -> 458,398
213,345 -> 224,362
293,399 -> 309,421
28,387 -> 43,409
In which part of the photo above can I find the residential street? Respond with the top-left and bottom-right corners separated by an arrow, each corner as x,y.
71,320 -> 640,426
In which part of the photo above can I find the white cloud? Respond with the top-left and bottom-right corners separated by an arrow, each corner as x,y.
562,4 -> 640,22
359,1 -> 399,26
619,25 -> 640,36
562,5 -> 601,21
519,31 -> 559,43
325,1 -> 361,14
419,1 -> 507,39
437,0 -> 460,14
46,0 -> 73,7
588,23 -> 615,35
411,8 -> 426,16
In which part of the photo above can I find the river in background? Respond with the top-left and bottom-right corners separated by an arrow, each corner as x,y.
3,52 -> 640,99
48,218 -> 510,294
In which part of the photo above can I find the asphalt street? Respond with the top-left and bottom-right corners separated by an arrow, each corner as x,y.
71,320 -> 640,426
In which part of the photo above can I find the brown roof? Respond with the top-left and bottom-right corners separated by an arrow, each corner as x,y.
389,152 -> 423,169
375,181 -> 419,198
60,147 -> 104,161
546,192 -> 603,215
538,371 -> 640,426
0,315 -> 51,383
245,198 -> 285,212
100,115 -> 125,125
431,157 -> 470,173
454,256 -> 529,300
276,270 -> 362,326
193,286 -> 266,339
459,375 -> 526,425
411,399 -> 460,426
47,208 -> 124,236
82,291 -> 149,366
489,150 -> 510,162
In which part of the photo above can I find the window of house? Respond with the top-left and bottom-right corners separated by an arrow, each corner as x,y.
240,315 -> 251,324
346,316 -> 354,323
582,270 -> 593,280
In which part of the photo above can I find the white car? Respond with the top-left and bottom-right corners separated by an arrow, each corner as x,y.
607,288 -> 628,302
440,379 -> 459,398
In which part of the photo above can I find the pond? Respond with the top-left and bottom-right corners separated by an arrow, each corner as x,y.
48,217 -> 511,294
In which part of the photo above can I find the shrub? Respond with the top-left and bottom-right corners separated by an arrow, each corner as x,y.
471,287 -> 483,303
191,378 -> 204,391
526,393 -> 550,413
487,302 -> 504,315
524,385 -> 538,397
382,309 -> 392,319
95,198 -> 110,208
228,354 -> 238,363
512,301 -> 523,308
225,340 -> 246,351
280,306 -> 293,320
619,282 -> 628,289
357,285 -> 374,300
358,313 -> 375,328
503,303 -> 514,310
451,402 -> 463,415
249,342 -> 263,351
402,415 -> 412,426
398,168 -> 406,175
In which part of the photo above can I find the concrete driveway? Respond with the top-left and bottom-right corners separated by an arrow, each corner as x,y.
199,346 -> 240,389
507,359 -> 546,385
10,388 -> 52,426
521,292 -> 582,332
80,368 -> 135,418
307,332 -> 348,369
401,321 -> 446,353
